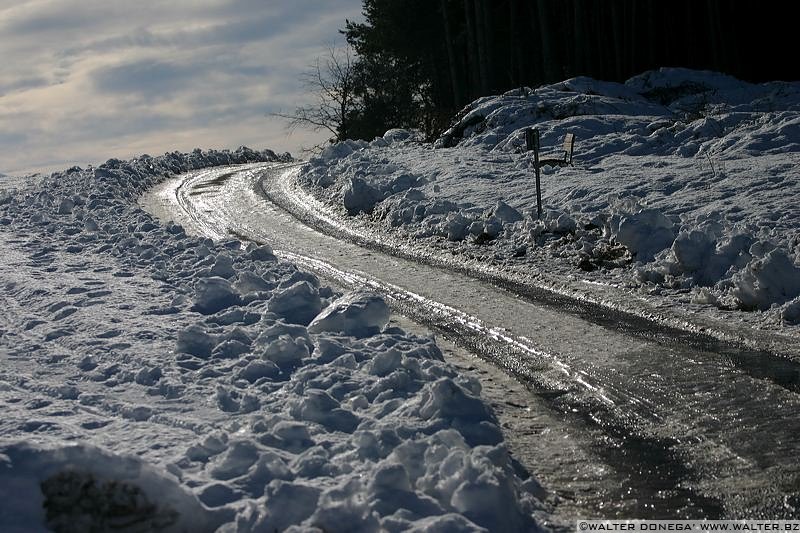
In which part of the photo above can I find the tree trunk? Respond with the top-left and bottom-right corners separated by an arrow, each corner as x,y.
508,0 -> 517,86
647,1 -> 657,68
534,0 -> 558,82
464,0 -> 480,97
610,0 -> 624,79
627,0 -> 637,74
480,0 -> 493,89
440,0 -> 463,106
706,0 -> 724,70
573,0 -> 585,76
473,0 -> 490,94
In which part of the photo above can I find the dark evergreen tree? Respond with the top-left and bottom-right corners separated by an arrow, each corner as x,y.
314,0 -> 799,143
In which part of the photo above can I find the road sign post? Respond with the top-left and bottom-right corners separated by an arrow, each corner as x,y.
525,128 -> 542,220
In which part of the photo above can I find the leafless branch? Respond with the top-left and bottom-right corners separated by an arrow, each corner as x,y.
270,45 -> 357,145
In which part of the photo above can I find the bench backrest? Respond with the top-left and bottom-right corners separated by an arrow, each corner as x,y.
563,133 -> 575,164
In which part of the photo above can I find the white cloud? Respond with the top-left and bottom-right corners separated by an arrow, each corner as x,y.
0,0 -> 363,175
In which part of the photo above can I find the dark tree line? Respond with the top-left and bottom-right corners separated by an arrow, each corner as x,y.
334,0 -> 798,142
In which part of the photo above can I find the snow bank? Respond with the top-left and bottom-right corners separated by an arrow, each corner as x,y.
0,147 -> 544,531
299,68 -> 800,328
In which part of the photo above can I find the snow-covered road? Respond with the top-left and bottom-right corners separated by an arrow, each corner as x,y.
141,162 -> 800,519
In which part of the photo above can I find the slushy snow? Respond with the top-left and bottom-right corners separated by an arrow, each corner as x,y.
0,149 -> 544,530
299,68 -> 800,336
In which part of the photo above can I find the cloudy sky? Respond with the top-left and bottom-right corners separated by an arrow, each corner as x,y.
0,0 -> 363,175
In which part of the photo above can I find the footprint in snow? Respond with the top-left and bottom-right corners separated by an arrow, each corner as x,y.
66,287 -> 89,295
44,328 -> 72,341
52,307 -> 78,321
47,301 -> 70,313
86,290 -> 112,298
24,319 -> 45,330
81,419 -> 111,430
19,420 -> 61,433
24,398 -> 52,410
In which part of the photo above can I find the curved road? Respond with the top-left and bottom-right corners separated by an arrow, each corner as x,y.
141,162 -> 800,520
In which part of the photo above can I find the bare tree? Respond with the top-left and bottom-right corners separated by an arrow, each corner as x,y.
273,45 -> 356,149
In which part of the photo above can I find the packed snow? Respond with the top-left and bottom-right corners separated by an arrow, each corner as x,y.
0,149 -> 545,531
299,68 -> 800,341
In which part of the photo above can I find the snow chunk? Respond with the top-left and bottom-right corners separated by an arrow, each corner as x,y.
415,378 -> 492,422
247,243 -> 276,262
368,348 -> 404,377
544,210 -> 577,234
491,201 -> 523,224
342,177 -> 381,215
209,441 -> 260,480
237,359 -> 279,383
406,378 -> 502,447
732,249 -> 800,310
56,197 -> 75,215
261,334 -> 311,367
192,277 -> 241,315
176,324 -> 216,358
268,281 -> 322,325
384,129 -> 416,143
404,513 -> 487,532
233,271 -> 272,295
248,480 -> 321,531
672,230 -> 716,273
211,339 -> 251,359
443,212 -> 471,241
303,478 -> 381,532
610,207 -> 676,262
308,291 -> 390,338
289,389 -> 360,432
209,254 -> 236,279
782,297 -> 800,325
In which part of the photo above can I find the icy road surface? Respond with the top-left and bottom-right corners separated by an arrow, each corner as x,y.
142,162 -> 800,519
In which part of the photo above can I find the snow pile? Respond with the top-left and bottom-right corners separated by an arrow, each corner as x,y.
0,149 -> 544,531
436,68 -> 800,159
299,68 -> 800,329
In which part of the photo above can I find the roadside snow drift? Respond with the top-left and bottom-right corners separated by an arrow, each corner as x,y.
299,68 -> 800,331
0,149 -> 543,531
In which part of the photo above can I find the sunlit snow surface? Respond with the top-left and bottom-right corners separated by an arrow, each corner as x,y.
0,149 -> 544,531
301,68 -> 800,343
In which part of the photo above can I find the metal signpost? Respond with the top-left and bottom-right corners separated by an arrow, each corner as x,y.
525,127 -> 543,219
